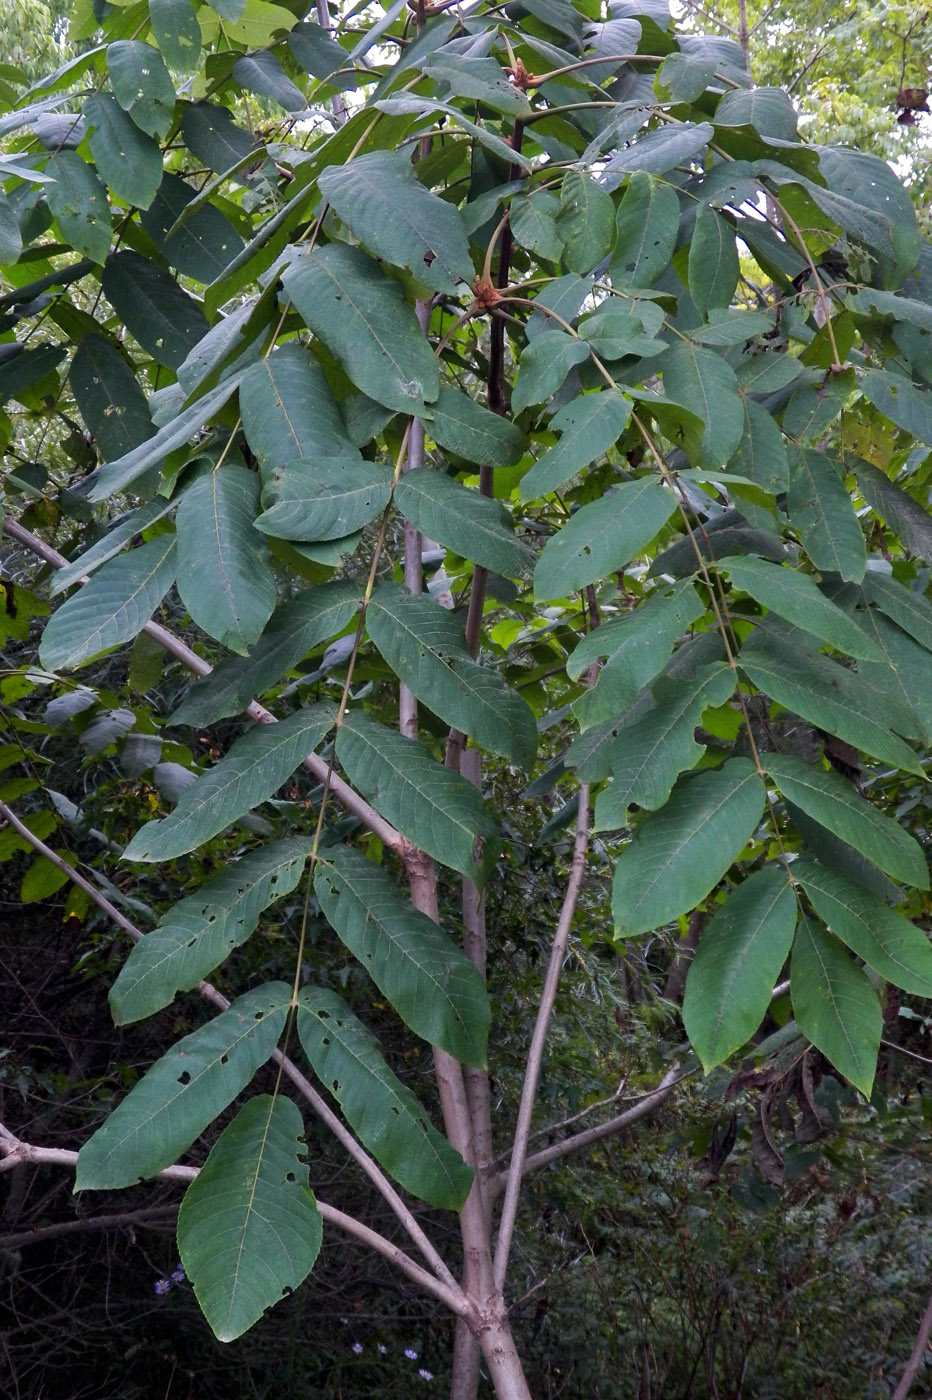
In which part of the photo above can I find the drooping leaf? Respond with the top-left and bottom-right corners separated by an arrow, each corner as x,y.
715,85 -> 797,140
812,147 -> 919,285
140,173 -> 245,283
683,868 -> 797,1071
851,455 -> 932,561
510,191 -> 564,262
791,917 -> 881,1099
84,93 -> 162,208
854,605 -> 932,745
520,388 -> 633,499
255,457 -> 392,543
44,151 -> 111,264
51,500 -> 174,596
765,753 -> 928,890
40,535 -> 176,672
731,396 -> 789,494
110,839 -> 310,1024
660,342 -> 744,467
612,758 -> 766,938
107,40 -> 177,140
511,331 -> 590,416
178,1095 -> 322,1342
717,555 -> 884,660
239,342 -> 359,469
314,845 -> 490,1065
75,984 -> 290,1189
688,204 -> 738,317
605,121 -> 713,178
282,244 -> 440,413
594,662 -> 735,827
861,571 -> 932,653
395,468 -> 532,576
0,190 -> 22,262
794,859 -> 932,997
568,575 -> 704,696
149,0 -> 202,72
609,170 -> 680,288
535,478 -> 676,601
420,52 -> 531,117
101,250 -> 209,372
176,465 -> 276,654
336,711 -> 499,886
741,629 -> 923,774
557,170 -> 615,276
180,102 -> 258,177
124,705 -> 335,861
423,385 -> 524,467
172,582 -> 358,726
366,584 -> 537,771
70,334 -> 154,463
232,50 -> 306,112
296,987 -> 473,1210
319,149 -> 472,293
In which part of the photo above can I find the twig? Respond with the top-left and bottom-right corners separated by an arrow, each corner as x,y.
892,1290 -> 932,1400
492,781 -> 590,1290
0,1204 -> 178,1251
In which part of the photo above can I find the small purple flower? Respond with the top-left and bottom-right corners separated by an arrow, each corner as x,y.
404,1349 -> 418,1361
377,1344 -> 387,1355
419,1369 -> 433,1380
170,1264 -> 185,1284
154,1279 -> 170,1296
351,1342 -> 363,1355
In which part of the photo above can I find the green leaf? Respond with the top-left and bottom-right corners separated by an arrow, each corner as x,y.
84,93 -> 162,209
319,149 -> 472,294
178,1095 -> 322,1342
609,170 -> 679,289
110,839 -> 309,1024
717,556 -> 884,660
239,342 -> 358,470
172,582 -> 358,726
420,52 -> 531,117
661,342 -> 744,467
75,984 -> 290,1189
176,465 -> 275,654
282,244 -> 440,414
791,917 -> 881,1098
851,456 -> 932,561
101,250 -> 208,372
296,987 -> 473,1210
314,846 -> 490,1065
510,192 -> 564,262
520,388 -> 632,499
794,860 -> 932,998
255,457 -> 391,543
124,704 -> 335,861
688,204 -> 738,317
786,448 -> 866,583
854,605 -> 932,745
683,868 -> 797,1071
814,147 -> 919,284
689,310 -> 776,347
336,711 -> 499,886
44,151 -> 111,264
140,173 -> 245,284
715,86 -> 797,140
40,535 -> 176,672
580,305 -> 667,360
232,51 -> 306,113
149,0 -> 201,73
107,40 -> 176,140
394,469 -> 532,576
612,758 -> 766,939
52,500 -> 174,596
70,334 -> 154,463
568,578 -> 704,691
288,20 -> 353,82
557,170 -> 615,276
423,385 -> 524,467
731,396 -> 789,494
87,371 -> 244,500
741,630 -> 923,775
180,102 -> 259,177
605,122 -> 713,178
656,51 -> 716,103
765,753 -> 928,889
594,662 -> 736,827
535,478 -> 676,601
366,584 -> 537,771
862,571 -> 932,653
0,190 -> 22,262
512,331 -> 590,416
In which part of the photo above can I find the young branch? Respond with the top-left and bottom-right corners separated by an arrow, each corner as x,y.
492,781 -> 591,1291
892,1290 -> 932,1400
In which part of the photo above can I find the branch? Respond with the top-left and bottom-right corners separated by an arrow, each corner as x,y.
492,781 -> 590,1290
0,1204 -> 178,1252
0,1128 -> 469,1314
893,1290 -> 932,1400
1,514 -> 407,857
0,799 -> 461,1297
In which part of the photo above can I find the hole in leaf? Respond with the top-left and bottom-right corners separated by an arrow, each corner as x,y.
178,1071 -> 191,1085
